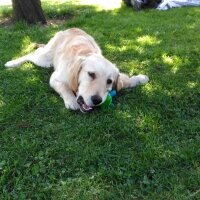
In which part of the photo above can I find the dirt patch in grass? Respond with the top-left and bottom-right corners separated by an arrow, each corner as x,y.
47,19 -> 65,25
0,12 -> 74,27
0,17 -> 13,27
0,18 -> 68,27
46,12 -> 74,25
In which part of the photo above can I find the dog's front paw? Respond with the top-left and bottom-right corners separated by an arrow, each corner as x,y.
136,74 -> 149,84
64,99 -> 79,110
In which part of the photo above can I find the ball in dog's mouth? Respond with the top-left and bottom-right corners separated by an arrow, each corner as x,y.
77,96 -> 93,113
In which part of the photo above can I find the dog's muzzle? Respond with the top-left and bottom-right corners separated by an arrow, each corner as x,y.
77,96 -> 93,113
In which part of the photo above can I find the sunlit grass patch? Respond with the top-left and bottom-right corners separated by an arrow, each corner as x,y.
0,99 -> 5,108
162,53 -> 190,73
74,0 -> 122,10
136,35 -> 161,46
187,81 -> 198,89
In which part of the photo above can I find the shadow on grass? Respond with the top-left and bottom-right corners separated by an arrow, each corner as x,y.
0,2 -> 200,199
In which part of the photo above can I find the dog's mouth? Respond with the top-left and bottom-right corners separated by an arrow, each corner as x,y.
77,96 -> 93,113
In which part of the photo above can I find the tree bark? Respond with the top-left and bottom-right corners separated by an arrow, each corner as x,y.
12,0 -> 47,24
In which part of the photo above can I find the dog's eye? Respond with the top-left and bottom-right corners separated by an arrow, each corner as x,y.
88,72 -> 96,79
107,79 -> 112,84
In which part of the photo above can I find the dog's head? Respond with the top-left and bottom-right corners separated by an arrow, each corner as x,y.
68,54 -> 119,112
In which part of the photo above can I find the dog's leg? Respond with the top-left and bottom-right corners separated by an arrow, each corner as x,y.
5,31 -> 64,68
5,53 -> 35,68
5,47 -> 53,68
117,73 -> 149,91
50,71 -> 79,110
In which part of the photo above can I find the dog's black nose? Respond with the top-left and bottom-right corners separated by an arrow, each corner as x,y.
91,95 -> 102,105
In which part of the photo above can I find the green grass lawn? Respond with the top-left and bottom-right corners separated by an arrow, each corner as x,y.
0,1 -> 200,199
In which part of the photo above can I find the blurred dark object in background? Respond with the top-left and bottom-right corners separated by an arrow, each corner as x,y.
123,0 -> 161,10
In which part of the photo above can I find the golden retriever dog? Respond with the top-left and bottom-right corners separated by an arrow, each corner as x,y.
5,28 -> 149,113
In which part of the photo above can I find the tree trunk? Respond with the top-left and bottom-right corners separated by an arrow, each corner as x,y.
12,0 -> 47,24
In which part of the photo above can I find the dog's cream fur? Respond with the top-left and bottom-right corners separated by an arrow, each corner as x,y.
5,28 -> 149,110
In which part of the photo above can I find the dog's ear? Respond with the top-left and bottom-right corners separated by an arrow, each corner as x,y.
116,73 -> 149,91
68,57 -> 83,92
116,73 -> 137,91
116,77 -> 123,91
116,73 -> 129,91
